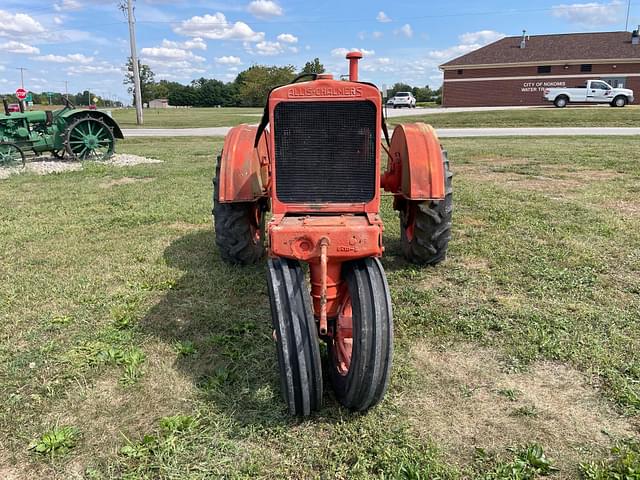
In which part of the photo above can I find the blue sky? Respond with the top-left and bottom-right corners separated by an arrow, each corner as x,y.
0,0 -> 637,103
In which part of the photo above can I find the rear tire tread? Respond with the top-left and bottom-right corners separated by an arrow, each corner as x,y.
213,154 -> 265,265
401,150 -> 453,265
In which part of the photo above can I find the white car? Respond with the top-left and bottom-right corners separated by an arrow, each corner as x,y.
387,92 -> 416,108
544,80 -> 634,108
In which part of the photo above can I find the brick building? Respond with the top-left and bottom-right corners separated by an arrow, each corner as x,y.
440,30 -> 640,107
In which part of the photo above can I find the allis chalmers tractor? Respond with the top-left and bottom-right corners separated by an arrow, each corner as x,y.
213,52 -> 452,415
0,98 -> 123,167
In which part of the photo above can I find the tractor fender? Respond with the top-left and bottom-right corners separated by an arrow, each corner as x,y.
381,123 -> 445,200
218,124 -> 269,202
59,110 -> 124,139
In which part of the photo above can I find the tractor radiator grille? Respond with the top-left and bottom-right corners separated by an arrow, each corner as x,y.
274,100 -> 377,204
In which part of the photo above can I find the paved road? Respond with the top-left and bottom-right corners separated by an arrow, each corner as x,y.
123,126 -> 640,138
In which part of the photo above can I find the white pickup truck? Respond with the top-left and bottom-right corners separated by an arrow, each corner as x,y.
544,80 -> 634,108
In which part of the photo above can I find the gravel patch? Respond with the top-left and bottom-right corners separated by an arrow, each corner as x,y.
0,153 -> 163,180
105,153 -> 163,166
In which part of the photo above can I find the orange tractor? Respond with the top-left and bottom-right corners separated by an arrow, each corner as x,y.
213,52 -> 452,415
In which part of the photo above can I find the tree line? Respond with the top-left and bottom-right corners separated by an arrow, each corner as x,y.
124,58 -> 441,108
0,91 -> 122,108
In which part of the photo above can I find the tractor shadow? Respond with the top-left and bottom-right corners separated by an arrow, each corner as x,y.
140,230 -> 364,427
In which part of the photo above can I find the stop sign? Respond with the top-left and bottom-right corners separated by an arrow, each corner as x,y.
16,88 -> 27,100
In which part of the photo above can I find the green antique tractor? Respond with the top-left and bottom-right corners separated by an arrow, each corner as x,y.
0,98 -> 124,167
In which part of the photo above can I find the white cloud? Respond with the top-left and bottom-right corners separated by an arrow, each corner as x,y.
459,30 -> 505,44
378,57 -> 392,64
140,47 -> 205,63
53,16 -> 64,26
161,37 -> 207,50
428,30 -> 506,61
174,13 -> 264,42
372,31 -> 383,39
376,11 -> 391,23
0,41 -> 40,54
67,63 -> 121,76
251,40 -> 284,55
277,33 -> 298,43
0,10 -> 45,37
331,47 -> 375,57
32,53 -> 94,64
551,1 -> 625,26
248,0 -> 283,18
397,24 -> 413,38
53,0 -> 82,12
215,55 -> 242,65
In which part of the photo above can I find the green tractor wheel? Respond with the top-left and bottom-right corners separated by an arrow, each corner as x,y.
0,142 -> 26,168
64,116 -> 115,161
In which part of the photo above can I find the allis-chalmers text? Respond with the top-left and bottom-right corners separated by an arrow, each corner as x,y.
287,86 -> 363,98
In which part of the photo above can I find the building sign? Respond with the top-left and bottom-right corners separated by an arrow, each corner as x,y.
521,80 -> 566,93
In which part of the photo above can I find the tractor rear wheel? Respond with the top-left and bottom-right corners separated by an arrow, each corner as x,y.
400,150 -> 453,265
64,115 -> 115,161
328,257 -> 393,411
212,154 -> 265,265
267,257 -> 323,416
0,142 -> 26,168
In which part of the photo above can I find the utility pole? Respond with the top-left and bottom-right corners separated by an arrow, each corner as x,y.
626,0 -> 631,30
16,67 -> 27,89
124,0 -> 143,124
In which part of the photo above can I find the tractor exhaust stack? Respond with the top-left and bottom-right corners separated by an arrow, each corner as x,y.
2,98 -> 10,116
346,51 -> 363,82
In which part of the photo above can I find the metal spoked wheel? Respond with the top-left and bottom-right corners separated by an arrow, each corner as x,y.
328,257 -> 393,412
0,142 -> 26,168
267,257 -> 323,416
64,116 -> 115,161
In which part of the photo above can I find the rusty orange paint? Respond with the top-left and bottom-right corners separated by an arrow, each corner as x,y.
267,79 -> 383,215
382,123 -> 445,200
268,214 -> 383,319
218,124 -> 269,202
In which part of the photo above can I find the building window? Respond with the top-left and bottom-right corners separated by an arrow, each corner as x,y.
580,64 -> 592,72
457,69 -> 463,75
537,65 -> 551,74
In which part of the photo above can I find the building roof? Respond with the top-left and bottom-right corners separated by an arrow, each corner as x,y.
440,31 -> 640,69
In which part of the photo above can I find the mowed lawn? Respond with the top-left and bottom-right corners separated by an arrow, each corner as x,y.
388,105 -> 640,128
111,107 -> 263,128
1,136 -> 639,479
107,105 -> 640,129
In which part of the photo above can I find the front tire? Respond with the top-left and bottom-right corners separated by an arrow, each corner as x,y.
267,258 -> 323,416
212,154 -> 265,265
613,96 -> 627,107
328,258 -> 393,411
400,151 -> 453,265
554,96 -> 568,108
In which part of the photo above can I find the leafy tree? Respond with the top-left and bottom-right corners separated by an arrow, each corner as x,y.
388,82 -> 414,98
234,65 -> 296,106
300,58 -> 325,75
124,57 -> 155,107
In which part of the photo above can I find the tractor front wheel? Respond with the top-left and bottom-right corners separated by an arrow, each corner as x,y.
0,142 -> 26,168
328,257 -> 393,411
212,155 -> 265,265
400,150 -> 453,265
267,257 -> 323,416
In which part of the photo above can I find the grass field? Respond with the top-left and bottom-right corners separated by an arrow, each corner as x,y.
106,105 -> 640,130
387,105 -> 640,128
111,107 -> 263,128
1,136 -> 639,479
